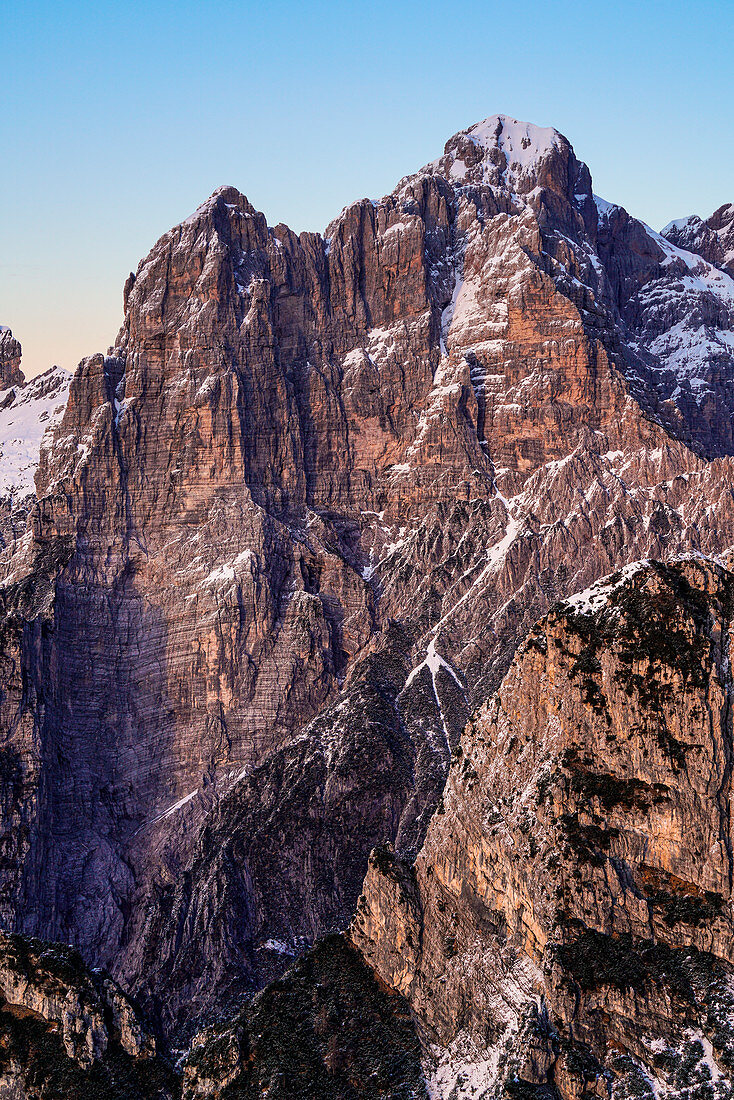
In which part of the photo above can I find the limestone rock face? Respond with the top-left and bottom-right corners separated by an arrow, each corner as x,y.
352,559 -> 734,1099
0,114 -> 734,1043
0,930 -> 178,1098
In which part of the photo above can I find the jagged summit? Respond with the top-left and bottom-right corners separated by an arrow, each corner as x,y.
182,183 -> 256,224
416,112 -> 594,222
662,201 -> 734,275
450,113 -> 564,175
0,326 -> 24,389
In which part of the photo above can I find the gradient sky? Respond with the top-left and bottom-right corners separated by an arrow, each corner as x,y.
3,0 -> 733,378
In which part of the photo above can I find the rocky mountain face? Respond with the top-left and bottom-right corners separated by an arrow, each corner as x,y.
353,557 -> 734,1098
0,930 -> 178,1098
0,114 -> 734,1093
663,204 -> 734,278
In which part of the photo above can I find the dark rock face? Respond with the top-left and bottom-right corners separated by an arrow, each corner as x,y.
181,934 -> 427,1099
0,330 -> 24,390
0,114 -> 733,1061
353,559 -> 734,1099
122,629 -> 424,1038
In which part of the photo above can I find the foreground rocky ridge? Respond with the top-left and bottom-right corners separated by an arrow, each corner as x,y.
353,557 -> 734,1099
0,114 -> 733,1056
0,930 -> 178,1098
0,927 -> 425,1098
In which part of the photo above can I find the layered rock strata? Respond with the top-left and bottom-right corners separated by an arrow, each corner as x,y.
0,115 -> 732,1039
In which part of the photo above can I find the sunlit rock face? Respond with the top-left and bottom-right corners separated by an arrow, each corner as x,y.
0,113 -> 732,1047
353,558 -> 734,1100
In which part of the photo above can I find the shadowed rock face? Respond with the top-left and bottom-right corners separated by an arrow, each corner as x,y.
353,558 -> 734,1099
0,329 -> 24,390
181,934 -> 427,1100
0,114 -> 733,1045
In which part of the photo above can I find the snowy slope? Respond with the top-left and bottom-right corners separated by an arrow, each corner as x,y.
636,224 -> 734,397
0,367 -> 71,498
422,113 -> 570,200
459,115 -> 561,188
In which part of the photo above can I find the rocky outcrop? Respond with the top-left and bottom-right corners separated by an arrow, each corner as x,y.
663,204 -> 734,277
0,931 -> 178,1098
181,934 -> 426,1099
0,114 -> 733,1043
353,558 -> 734,1099
0,330 -> 24,391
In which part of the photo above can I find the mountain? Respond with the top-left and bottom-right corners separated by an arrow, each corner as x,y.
0,328 -> 70,546
0,113 -> 733,1094
662,204 -> 734,278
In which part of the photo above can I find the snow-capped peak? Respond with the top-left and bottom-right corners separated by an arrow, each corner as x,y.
661,205 -> 734,277
661,214 -> 702,236
427,113 -> 572,196
465,114 -> 562,172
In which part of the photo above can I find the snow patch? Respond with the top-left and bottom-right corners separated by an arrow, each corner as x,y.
564,560 -> 649,614
259,939 -> 297,956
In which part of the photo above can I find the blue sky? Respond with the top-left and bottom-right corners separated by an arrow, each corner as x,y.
3,0 -> 733,377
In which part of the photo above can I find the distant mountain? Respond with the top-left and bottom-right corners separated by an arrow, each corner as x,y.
0,326 -> 70,545
663,202 -> 734,277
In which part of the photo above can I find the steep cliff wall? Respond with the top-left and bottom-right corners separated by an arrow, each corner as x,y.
353,558 -> 734,1099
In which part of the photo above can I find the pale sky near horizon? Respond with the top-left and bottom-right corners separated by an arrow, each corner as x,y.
3,0 -> 733,378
